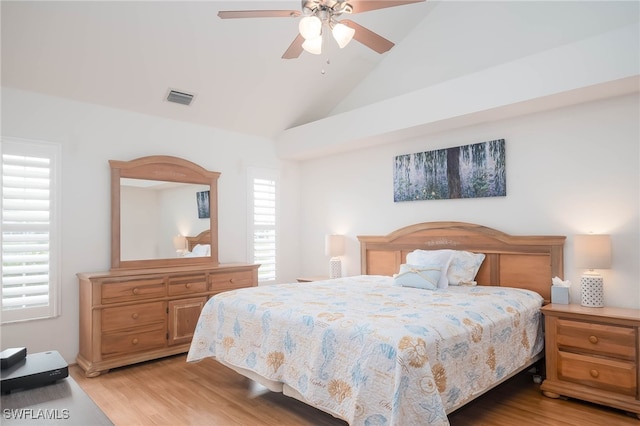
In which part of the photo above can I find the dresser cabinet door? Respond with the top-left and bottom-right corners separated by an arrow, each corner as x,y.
168,297 -> 207,346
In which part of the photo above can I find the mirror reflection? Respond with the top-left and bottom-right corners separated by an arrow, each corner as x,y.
120,178 -> 210,261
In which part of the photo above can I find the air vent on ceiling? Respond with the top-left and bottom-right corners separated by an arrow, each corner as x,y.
166,89 -> 195,106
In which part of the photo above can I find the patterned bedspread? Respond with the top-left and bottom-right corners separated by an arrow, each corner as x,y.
187,275 -> 544,425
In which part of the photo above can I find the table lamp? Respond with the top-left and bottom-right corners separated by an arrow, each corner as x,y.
325,234 -> 345,279
173,235 -> 187,257
574,234 -> 611,307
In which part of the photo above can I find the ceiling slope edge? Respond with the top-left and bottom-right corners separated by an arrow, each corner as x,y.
275,22 -> 640,161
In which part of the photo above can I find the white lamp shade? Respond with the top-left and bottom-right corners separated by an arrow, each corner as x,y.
302,35 -> 323,55
325,234 -> 345,257
332,22 -> 355,48
574,234 -> 611,270
173,235 -> 186,251
299,16 -> 322,40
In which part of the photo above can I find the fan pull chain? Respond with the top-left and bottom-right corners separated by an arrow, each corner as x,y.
321,58 -> 331,75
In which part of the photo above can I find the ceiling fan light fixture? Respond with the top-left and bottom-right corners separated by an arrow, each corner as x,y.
302,35 -> 323,55
299,15 -> 322,40
331,22 -> 355,49
218,0 -> 424,59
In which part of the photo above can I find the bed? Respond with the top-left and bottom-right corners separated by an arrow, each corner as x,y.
183,230 -> 211,257
187,222 -> 565,425
185,229 -> 210,251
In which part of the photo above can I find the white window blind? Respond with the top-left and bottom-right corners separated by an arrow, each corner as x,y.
1,139 -> 60,323
248,169 -> 277,283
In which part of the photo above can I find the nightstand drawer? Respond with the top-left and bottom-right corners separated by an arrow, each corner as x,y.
556,319 -> 636,360
558,351 -> 637,396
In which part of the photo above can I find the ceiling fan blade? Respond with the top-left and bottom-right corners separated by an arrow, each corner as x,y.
217,10 -> 301,19
347,0 -> 425,14
341,19 -> 394,54
282,33 -> 305,59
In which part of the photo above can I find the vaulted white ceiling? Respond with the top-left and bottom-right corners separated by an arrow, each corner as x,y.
2,1 -> 433,139
2,1 -> 638,144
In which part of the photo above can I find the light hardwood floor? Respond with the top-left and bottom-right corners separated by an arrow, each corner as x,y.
71,355 -> 638,425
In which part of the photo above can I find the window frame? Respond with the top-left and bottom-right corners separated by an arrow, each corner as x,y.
1,137 -> 62,324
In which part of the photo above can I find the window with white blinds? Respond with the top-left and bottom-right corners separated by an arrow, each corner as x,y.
1,139 -> 61,323
247,169 -> 277,284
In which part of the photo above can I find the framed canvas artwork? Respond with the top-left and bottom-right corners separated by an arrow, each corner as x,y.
196,190 -> 210,219
394,139 -> 506,202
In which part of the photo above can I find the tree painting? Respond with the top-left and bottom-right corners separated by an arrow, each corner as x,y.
394,139 -> 506,202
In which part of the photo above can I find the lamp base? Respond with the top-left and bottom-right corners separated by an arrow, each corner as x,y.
580,274 -> 604,307
329,258 -> 342,279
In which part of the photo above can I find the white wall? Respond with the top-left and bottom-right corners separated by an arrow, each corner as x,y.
276,13 -> 639,161
2,88 -> 638,364
121,186 -> 161,259
0,88 -> 301,362
333,1 -> 639,114
299,94 -> 639,310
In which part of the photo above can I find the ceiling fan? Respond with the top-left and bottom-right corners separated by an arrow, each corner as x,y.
217,0 -> 425,59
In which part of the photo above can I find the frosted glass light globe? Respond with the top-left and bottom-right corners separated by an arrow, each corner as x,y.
299,16 -> 322,40
302,35 -> 322,55
332,22 -> 355,48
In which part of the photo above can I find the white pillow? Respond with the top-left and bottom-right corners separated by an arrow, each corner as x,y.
447,251 -> 485,285
191,244 -> 211,257
405,249 -> 454,288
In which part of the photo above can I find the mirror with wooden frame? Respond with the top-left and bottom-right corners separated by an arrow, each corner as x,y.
110,155 -> 220,270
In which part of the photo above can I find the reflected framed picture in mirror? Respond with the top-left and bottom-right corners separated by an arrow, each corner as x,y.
196,190 -> 210,219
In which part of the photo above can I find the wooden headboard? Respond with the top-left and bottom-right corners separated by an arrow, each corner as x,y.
357,221 -> 565,303
186,230 -> 210,252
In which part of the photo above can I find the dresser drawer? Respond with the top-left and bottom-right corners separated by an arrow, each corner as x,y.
101,302 -> 166,332
168,274 -> 208,296
209,270 -> 254,292
101,278 -> 166,304
556,319 -> 636,360
558,350 -> 637,396
102,323 -> 166,357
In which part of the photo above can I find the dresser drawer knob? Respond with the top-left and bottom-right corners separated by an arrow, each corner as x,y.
185,283 -> 191,289
229,278 -> 235,283
589,369 -> 599,378
131,338 -> 139,345
588,335 -> 598,344
131,313 -> 139,320
132,288 -> 140,295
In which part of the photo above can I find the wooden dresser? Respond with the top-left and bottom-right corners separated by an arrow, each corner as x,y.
77,263 -> 258,377
541,304 -> 640,418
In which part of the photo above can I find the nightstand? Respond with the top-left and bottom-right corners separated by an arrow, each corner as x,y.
296,276 -> 329,283
540,304 -> 640,418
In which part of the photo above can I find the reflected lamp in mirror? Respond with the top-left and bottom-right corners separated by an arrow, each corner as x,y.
575,234 -> 611,307
173,235 -> 187,257
325,234 -> 345,279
